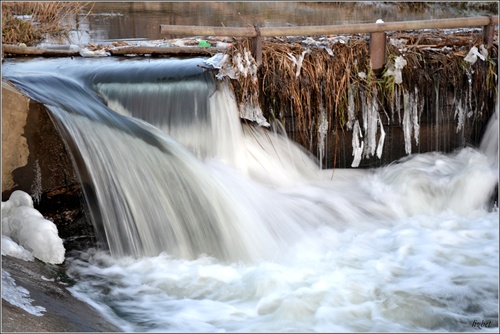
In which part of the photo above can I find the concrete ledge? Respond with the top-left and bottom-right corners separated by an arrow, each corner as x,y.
2,80 -> 90,241
2,81 -> 30,193
2,80 -> 79,200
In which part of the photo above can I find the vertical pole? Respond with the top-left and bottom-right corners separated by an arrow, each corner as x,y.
370,31 -> 387,76
251,25 -> 262,67
483,16 -> 495,49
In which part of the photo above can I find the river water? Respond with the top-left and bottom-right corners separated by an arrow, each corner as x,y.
45,1 -> 498,45
3,55 -> 498,332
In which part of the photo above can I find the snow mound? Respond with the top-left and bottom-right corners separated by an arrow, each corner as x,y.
2,190 -> 65,264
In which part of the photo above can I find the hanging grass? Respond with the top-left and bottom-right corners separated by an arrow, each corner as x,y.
2,1 -> 92,46
226,29 -> 497,167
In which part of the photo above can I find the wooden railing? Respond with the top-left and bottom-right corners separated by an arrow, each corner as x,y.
161,16 -> 498,69
161,16 -> 498,38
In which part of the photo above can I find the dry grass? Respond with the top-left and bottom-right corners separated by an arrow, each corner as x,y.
2,1 -> 91,46
228,30 -> 497,166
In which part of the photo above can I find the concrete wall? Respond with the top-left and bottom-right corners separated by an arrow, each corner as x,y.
2,82 -> 30,193
2,81 -> 78,199
2,81 -> 87,239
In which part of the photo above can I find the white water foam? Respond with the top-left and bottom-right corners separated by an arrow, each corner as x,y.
66,140 -> 498,332
65,86 -> 498,329
8,58 -> 496,332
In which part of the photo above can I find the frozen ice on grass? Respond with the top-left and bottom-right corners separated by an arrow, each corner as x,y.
2,190 -> 65,264
464,45 -> 486,64
79,47 -> 110,57
384,55 -> 407,84
351,120 -> 364,167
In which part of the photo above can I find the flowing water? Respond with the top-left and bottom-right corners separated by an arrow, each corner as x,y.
3,57 -> 498,332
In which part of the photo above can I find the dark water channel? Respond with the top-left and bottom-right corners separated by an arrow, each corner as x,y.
49,1 -> 497,45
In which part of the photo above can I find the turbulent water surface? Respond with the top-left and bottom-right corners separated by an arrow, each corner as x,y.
3,57 -> 498,332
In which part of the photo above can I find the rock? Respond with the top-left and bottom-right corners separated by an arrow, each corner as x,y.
1,254 -> 120,332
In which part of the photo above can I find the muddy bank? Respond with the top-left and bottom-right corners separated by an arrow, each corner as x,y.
2,254 -> 120,332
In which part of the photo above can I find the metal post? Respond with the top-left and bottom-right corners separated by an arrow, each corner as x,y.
370,31 -> 386,76
250,25 -> 262,67
483,16 -> 496,49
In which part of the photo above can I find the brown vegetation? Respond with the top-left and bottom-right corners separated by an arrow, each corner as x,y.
2,1 -> 91,46
228,30 -> 498,166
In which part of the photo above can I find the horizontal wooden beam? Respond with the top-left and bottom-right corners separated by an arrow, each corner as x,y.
108,46 -> 225,56
2,44 -> 80,57
161,25 -> 257,38
161,16 -> 498,37
2,44 -> 226,57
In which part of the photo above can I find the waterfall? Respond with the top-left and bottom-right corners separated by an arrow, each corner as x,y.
5,58 -> 324,262
4,57 -> 497,332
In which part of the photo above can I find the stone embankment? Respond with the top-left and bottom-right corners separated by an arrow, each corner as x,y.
2,82 -> 115,332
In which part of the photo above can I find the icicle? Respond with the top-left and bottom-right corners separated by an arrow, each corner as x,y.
317,107 -> 328,169
455,100 -> 467,133
376,116 -> 386,159
393,56 -> 407,84
351,120 -> 364,167
403,91 -> 413,154
347,86 -> 355,130
412,87 -> 420,147
361,91 -> 368,132
465,68 -> 473,111
395,85 -> 401,124
363,89 -> 379,158
401,89 -> 421,155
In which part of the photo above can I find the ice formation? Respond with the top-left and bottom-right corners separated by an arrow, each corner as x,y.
464,45 -> 486,64
317,107 -> 329,169
351,120 -> 364,167
402,88 -> 421,154
1,235 -> 34,262
393,56 -> 407,84
205,52 -> 269,127
79,47 -> 110,57
2,190 -> 65,264
2,270 -> 46,316
287,49 -> 311,78
384,55 -> 407,84
347,87 -> 386,166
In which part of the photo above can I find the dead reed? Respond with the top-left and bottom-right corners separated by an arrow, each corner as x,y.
228,30 -> 497,167
2,1 -> 92,46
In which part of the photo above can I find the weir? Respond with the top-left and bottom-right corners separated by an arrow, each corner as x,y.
3,56 -> 498,332
3,58 -> 327,261
3,56 -> 498,261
